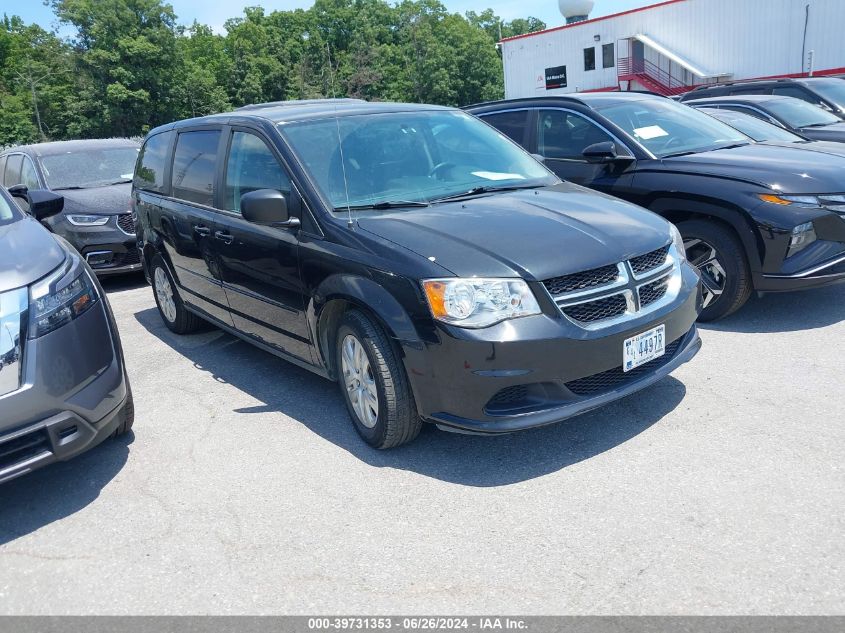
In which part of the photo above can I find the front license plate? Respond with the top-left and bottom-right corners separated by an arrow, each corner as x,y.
623,324 -> 666,372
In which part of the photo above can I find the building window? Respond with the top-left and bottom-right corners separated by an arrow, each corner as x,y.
583,47 -> 595,72
602,43 -> 614,69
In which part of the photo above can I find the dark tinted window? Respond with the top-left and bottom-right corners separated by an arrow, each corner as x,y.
172,130 -> 220,206
4,154 -> 23,187
772,85 -> 812,101
584,47 -> 595,71
602,43 -> 614,69
538,109 -> 614,160
224,132 -> 291,214
135,131 -> 172,193
481,110 -> 530,146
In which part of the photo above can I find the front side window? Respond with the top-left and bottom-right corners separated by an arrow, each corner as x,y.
597,98 -> 749,158
481,110 -> 530,146
172,130 -> 220,206
602,43 -> 614,69
765,97 -> 841,128
39,146 -> 139,190
135,132 -> 172,193
224,131 -> 291,214
281,110 -> 555,210
537,109 -> 616,160
20,156 -> 39,190
584,47 -> 596,72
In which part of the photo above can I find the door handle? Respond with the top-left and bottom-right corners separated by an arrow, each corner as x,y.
194,225 -> 211,236
214,230 -> 234,244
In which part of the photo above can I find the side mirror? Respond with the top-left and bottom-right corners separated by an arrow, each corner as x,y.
582,141 -> 633,165
240,189 -> 300,229
8,185 -> 64,220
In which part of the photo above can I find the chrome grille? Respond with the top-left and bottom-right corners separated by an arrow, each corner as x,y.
117,213 -> 135,235
0,288 -> 27,398
630,245 -> 670,276
543,242 -> 679,330
543,264 -> 620,296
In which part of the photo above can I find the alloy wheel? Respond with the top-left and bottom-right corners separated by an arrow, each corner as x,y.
684,238 -> 727,309
154,266 -> 177,323
341,334 -> 379,429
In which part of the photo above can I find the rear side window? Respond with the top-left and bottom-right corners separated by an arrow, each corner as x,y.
481,111 -> 530,147
135,131 -> 172,193
172,130 -> 220,206
0,156 -> 6,181
4,154 -> 22,187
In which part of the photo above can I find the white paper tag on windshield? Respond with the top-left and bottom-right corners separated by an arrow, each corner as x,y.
472,171 -> 526,181
634,125 -> 669,140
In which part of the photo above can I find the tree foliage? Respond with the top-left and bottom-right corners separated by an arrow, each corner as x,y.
0,0 -> 545,146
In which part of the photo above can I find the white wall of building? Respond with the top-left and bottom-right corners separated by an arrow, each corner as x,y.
502,0 -> 845,98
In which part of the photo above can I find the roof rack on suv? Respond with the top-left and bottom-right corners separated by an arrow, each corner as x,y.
235,98 -> 366,111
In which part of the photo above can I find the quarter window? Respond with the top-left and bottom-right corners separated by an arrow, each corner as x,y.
537,109 -> 615,161
136,131 -> 172,193
172,130 -> 220,206
224,131 -> 291,214
602,43 -> 614,69
584,47 -> 596,72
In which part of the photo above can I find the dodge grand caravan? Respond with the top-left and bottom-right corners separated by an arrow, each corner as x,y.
133,100 -> 702,448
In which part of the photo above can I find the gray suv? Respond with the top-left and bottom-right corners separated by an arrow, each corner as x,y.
0,185 -> 133,484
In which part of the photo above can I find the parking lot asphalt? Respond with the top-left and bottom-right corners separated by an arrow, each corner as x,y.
0,275 -> 842,615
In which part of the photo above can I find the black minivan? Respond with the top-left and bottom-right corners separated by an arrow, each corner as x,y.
133,100 -> 701,448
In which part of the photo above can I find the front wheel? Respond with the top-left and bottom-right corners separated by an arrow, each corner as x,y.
677,219 -> 752,322
336,310 -> 422,449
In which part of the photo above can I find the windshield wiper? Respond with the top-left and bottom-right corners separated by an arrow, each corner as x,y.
430,183 -> 541,203
663,142 -> 750,159
334,200 -> 430,211
803,122 -> 833,128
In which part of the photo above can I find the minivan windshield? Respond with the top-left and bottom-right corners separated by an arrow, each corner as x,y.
699,108 -> 806,143
595,98 -> 750,158
40,146 -> 140,189
765,97 -> 841,128
281,110 -> 556,210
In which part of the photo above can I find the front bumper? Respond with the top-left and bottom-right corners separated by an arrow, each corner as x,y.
53,217 -> 141,276
755,252 -> 845,292
402,262 -> 702,434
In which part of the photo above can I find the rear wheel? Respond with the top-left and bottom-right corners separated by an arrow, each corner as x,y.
151,255 -> 202,334
336,310 -> 422,449
677,219 -> 752,322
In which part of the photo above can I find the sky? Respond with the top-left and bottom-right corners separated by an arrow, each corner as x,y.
5,0 -> 653,35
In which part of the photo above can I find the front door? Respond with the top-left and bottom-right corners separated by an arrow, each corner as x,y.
213,129 -> 312,361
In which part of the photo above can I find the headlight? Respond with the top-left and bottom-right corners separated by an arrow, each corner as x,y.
67,214 -> 110,226
29,270 -> 99,338
422,278 -> 541,328
670,224 -> 687,263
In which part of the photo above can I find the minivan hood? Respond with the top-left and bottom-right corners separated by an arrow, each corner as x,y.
0,216 -> 66,291
58,182 -> 131,216
664,143 -> 845,193
357,183 -> 671,280
798,121 -> 845,143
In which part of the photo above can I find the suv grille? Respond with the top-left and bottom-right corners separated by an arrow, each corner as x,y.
565,339 -> 682,396
543,264 -> 620,296
630,245 -> 670,276
0,429 -> 51,471
562,294 -> 628,324
117,213 -> 135,235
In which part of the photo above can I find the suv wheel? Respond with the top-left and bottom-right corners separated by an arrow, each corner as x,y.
151,255 -> 202,334
336,310 -> 422,449
677,220 -> 752,322
112,378 -> 135,437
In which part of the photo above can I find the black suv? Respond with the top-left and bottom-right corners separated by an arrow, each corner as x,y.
133,100 -> 702,448
0,139 -> 142,276
683,95 -> 845,143
680,77 -> 845,118
467,93 -> 845,320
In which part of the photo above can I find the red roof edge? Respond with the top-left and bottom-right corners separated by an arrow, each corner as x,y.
500,0 -> 688,44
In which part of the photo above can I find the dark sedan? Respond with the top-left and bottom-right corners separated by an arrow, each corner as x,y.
682,95 -> 845,144
467,93 -> 845,321
0,139 -> 142,276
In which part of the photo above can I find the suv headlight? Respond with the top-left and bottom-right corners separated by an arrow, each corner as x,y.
759,193 -> 845,209
422,278 -> 541,328
29,270 -> 99,338
670,224 -> 687,263
67,214 -> 110,226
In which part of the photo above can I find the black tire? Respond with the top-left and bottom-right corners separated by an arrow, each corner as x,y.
112,378 -> 135,437
335,310 -> 422,449
677,219 -> 752,322
150,254 -> 202,334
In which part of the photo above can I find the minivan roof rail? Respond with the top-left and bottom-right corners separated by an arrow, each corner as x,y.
235,98 -> 367,111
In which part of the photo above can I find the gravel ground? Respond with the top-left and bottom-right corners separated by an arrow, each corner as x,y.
0,276 -> 842,615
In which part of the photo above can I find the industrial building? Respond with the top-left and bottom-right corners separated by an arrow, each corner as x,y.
500,0 -> 845,98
